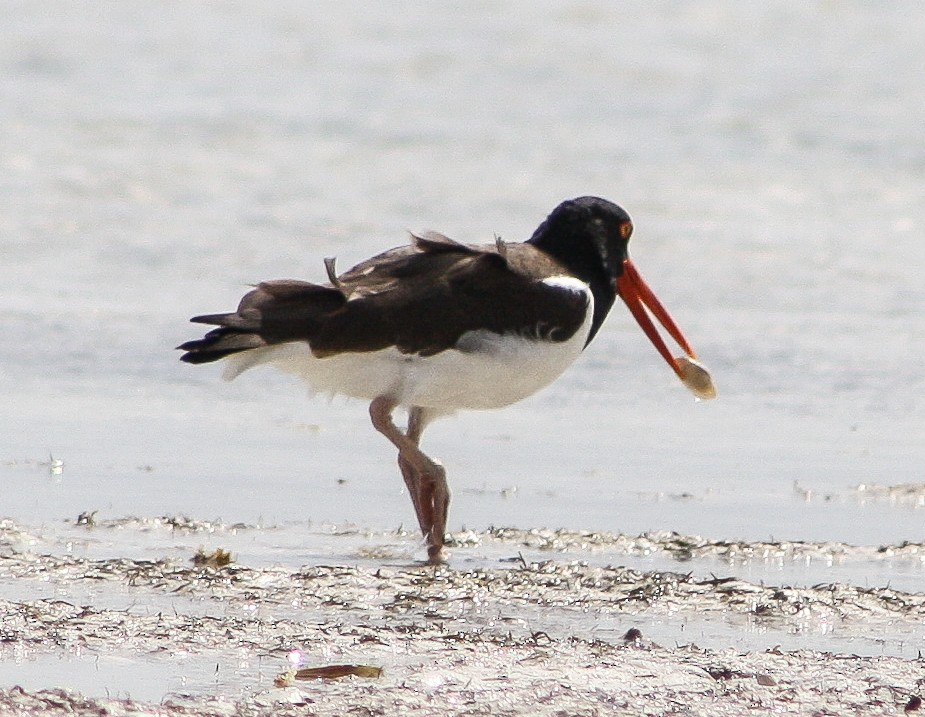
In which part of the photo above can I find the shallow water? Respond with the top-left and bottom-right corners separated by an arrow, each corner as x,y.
2,0 -> 925,703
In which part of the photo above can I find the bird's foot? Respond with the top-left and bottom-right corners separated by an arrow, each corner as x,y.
426,541 -> 446,564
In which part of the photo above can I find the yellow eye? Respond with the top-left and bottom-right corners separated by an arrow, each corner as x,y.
619,222 -> 633,241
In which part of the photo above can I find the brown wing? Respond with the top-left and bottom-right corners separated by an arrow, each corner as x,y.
179,232 -> 590,364
177,280 -> 346,363
311,235 -> 590,357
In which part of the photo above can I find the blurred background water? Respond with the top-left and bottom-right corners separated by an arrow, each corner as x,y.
2,1 -> 924,555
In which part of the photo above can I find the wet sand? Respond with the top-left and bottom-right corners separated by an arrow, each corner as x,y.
2,518 -> 923,715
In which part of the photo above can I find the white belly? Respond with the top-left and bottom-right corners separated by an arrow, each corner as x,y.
222,281 -> 594,412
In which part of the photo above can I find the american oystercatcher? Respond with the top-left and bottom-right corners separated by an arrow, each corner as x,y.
179,196 -> 715,561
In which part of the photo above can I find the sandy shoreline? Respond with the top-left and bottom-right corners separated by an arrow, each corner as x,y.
1,647 -> 922,716
2,519 -> 924,715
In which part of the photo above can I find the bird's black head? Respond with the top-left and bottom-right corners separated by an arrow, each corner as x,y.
527,196 -> 633,343
527,196 -> 633,287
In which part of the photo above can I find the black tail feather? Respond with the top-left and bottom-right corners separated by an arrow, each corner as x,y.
178,279 -> 345,366
177,329 -> 267,364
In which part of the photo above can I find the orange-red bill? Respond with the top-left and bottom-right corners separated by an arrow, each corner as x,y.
615,258 -> 697,380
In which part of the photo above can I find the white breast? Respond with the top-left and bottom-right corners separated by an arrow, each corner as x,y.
221,277 -> 594,412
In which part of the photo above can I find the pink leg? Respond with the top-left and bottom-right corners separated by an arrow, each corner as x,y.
369,398 -> 449,562
397,408 -> 430,537
406,406 -> 450,558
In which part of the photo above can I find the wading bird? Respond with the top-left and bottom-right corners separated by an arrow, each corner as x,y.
179,197 -> 715,561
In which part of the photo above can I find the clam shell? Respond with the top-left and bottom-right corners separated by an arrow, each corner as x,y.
676,356 -> 717,400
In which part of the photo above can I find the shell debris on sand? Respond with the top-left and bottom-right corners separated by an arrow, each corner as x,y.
2,521 -> 925,715
275,664 -> 383,687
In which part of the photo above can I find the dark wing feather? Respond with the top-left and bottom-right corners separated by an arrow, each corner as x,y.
178,280 -> 345,364
311,240 -> 589,357
179,232 -> 591,365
